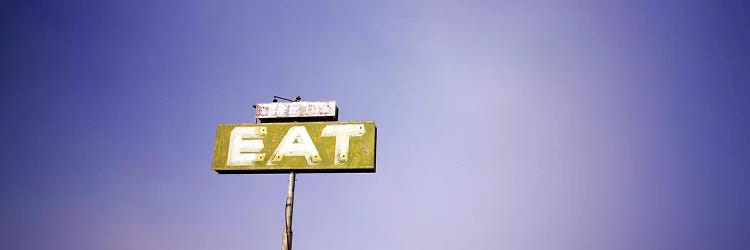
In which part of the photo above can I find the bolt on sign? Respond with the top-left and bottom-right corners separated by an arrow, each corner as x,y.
212,121 -> 376,173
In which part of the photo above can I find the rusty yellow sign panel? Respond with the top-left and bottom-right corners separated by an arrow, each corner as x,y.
212,121 -> 376,174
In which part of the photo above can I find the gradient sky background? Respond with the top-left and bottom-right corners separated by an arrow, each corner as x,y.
1,0 -> 749,249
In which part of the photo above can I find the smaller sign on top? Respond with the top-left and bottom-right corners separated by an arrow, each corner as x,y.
255,101 -> 338,123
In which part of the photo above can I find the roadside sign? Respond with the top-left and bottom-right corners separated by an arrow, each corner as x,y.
212,121 -> 376,173
255,101 -> 338,123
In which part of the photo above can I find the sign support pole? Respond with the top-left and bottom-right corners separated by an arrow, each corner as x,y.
281,171 -> 296,250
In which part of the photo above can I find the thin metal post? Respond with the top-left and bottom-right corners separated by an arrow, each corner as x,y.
282,172 -> 296,250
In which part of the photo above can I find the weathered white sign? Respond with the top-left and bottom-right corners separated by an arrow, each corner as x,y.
255,101 -> 337,121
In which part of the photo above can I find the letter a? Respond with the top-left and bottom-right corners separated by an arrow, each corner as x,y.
267,126 -> 321,165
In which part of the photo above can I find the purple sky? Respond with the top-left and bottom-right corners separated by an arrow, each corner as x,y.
1,1 -> 749,249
